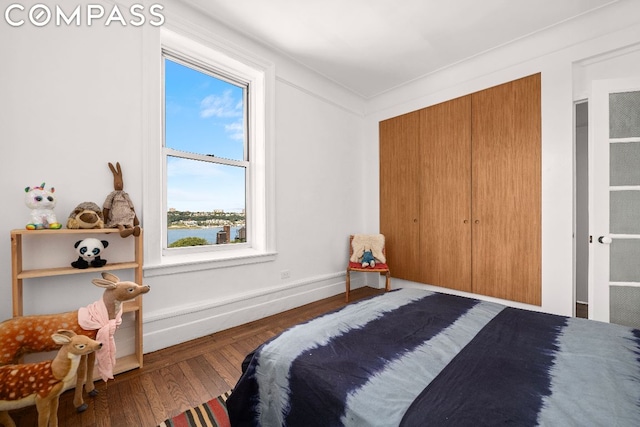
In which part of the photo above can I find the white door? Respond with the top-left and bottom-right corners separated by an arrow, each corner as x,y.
590,78 -> 640,326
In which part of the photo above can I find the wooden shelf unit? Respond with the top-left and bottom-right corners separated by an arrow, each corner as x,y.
10,228 -> 144,373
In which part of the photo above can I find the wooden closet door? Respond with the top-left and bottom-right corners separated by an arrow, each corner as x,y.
380,111 -> 422,281
420,96 -> 472,292
471,73 -> 541,305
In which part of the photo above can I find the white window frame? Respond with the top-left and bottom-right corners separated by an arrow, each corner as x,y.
162,53 -> 250,254
143,28 -> 276,276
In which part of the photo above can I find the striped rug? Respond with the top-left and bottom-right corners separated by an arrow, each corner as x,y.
157,390 -> 231,427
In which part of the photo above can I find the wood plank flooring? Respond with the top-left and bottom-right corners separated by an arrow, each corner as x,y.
7,287 -> 384,427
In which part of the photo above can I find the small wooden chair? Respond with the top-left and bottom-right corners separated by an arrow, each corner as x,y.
346,234 -> 391,302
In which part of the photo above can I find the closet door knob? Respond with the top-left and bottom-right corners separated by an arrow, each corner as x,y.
598,236 -> 612,244
474,220 -> 480,224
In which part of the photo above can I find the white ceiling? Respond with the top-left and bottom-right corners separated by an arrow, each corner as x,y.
185,0 -> 617,98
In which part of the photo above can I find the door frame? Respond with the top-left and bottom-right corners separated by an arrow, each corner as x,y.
574,99 -> 589,317
588,77 -> 640,323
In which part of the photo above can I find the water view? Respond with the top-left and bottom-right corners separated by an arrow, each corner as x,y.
167,227 -> 243,245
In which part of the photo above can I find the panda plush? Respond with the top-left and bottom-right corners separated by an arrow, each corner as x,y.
71,238 -> 109,269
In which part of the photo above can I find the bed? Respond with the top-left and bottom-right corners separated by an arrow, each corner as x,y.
227,288 -> 640,426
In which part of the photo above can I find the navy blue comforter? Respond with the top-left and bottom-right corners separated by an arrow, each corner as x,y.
227,289 -> 640,426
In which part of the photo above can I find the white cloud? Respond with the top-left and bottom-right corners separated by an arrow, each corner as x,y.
200,89 -> 242,119
225,120 -> 245,140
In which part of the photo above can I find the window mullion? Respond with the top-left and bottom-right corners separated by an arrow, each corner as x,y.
165,147 -> 249,168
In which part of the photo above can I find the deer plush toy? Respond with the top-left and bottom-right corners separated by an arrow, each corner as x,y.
0,330 -> 102,427
0,273 -> 150,412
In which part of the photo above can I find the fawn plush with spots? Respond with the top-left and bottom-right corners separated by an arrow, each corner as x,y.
0,272 -> 150,412
0,330 -> 102,427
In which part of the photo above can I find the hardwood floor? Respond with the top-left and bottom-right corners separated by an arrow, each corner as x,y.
7,287 -> 384,427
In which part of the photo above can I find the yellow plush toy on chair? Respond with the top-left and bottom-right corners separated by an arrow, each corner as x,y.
345,234 -> 391,302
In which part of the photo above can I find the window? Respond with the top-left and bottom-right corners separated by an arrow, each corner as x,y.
163,57 -> 248,249
143,28 -> 275,275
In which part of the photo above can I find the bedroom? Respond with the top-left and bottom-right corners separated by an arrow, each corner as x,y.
1,0 -> 640,425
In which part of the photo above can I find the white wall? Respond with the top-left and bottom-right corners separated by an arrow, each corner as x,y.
0,0 -> 368,353
363,0 -> 640,316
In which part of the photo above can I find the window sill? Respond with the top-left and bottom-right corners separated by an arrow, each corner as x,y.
144,248 -> 277,277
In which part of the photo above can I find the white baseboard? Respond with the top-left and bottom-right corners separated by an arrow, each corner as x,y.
142,272 -> 365,353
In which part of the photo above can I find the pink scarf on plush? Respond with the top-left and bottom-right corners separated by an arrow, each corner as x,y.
78,299 -> 123,381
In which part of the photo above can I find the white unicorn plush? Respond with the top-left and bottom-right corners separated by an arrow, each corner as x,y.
25,182 -> 62,230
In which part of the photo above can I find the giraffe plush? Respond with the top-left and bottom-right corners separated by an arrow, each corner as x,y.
0,273 -> 150,412
0,330 -> 102,427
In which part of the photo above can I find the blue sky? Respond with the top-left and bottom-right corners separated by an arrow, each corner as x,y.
164,59 -> 246,212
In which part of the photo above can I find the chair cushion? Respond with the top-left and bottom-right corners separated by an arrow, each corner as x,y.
348,262 -> 389,271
